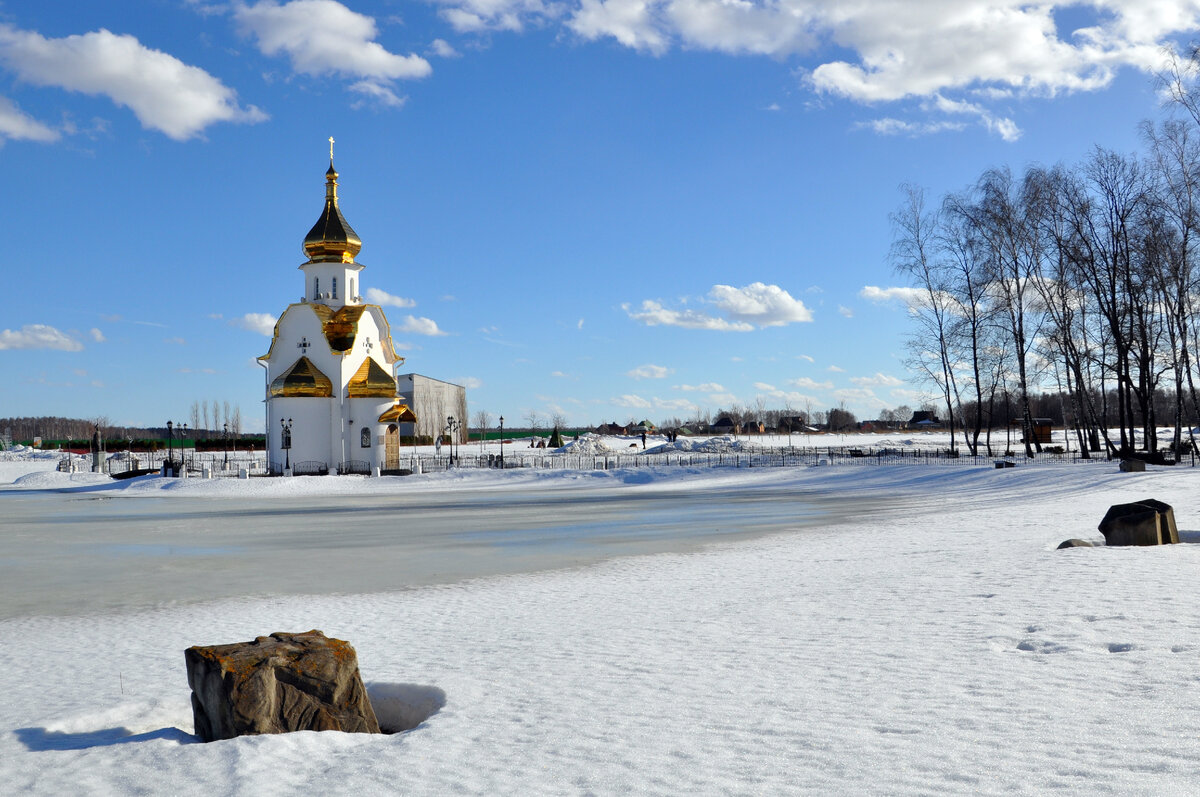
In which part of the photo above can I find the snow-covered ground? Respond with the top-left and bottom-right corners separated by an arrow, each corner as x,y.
2,446 -> 1199,794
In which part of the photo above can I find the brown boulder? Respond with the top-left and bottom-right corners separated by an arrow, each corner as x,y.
1098,499 -> 1179,547
185,630 -> 381,742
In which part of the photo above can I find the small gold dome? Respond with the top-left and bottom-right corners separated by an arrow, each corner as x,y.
303,159 -> 362,264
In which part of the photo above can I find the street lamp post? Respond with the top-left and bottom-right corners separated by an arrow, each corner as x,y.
224,422 -> 229,467
280,417 -> 293,472
166,420 -> 173,475
498,415 -> 504,469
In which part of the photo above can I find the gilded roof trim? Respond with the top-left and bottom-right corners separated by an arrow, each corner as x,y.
378,403 -> 417,423
347,357 -> 397,398
270,356 -> 334,398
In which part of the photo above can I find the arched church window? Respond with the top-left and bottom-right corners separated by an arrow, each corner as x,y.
332,277 -> 338,299
360,426 -> 371,448
313,278 -> 320,300
350,278 -> 356,300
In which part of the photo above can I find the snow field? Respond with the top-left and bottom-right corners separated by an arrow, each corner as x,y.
2,460 -> 1200,793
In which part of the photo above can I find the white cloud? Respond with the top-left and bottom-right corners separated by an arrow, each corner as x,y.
625,282 -> 811,332
235,0 -> 431,106
439,0 -> 561,33
577,318 -> 584,330
349,80 -> 406,108
0,95 -> 58,143
231,312 -> 277,336
861,285 -> 928,309
849,372 -> 904,388
569,0 -> 669,53
787,376 -> 833,390
429,38 -> 460,58
164,336 -> 187,345
457,376 -> 482,389
627,364 -> 670,380
0,25 -> 265,140
399,315 -> 447,336
856,118 -> 967,137
89,328 -> 106,343
709,283 -> 812,326
753,382 -> 777,392
834,387 -> 880,404
613,393 -> 653,409
675,382 -> 724,392
827,365 -> 845,373
0,324 -> 83,351
365,287 -> 416,308
623,299 -> 753,332
435,0 -> 1188,140
838,305 -> 853,319
797,354 -> 814,363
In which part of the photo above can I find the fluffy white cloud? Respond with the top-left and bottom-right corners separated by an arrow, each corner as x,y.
860,285 -> 928,309
787,376 -> 833,390
429,39 -> 460,58
613,393 -> 653,409
627,364 -> 670,379
850,372 -> 904,387
437,0 -> 1192,139
838,305 -> 854,319
231,312 -> 277,335
569,0 -> 669,53
365,288 -> 416,308
675,382 -> 725,392
623,299 -> 754,332
437,0 -> 560,33
0,25 -> 265,140
625,282 -> 811,332
0,95 -> 58,143
235,0 -> 431,105
709,282 -> 813,326
399,315 -> 448,336
0,324 -> 83,351
457,376 -> 483,389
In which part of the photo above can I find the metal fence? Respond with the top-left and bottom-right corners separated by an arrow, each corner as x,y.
81,443 -> 1188,478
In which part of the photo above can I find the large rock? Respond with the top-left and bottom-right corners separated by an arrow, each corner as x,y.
1098,500 -> 1179,547
185,630 -> 381,742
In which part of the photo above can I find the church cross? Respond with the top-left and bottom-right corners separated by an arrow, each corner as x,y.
297,336 -> 310,353
363,336 -> 374,353
329,136 -> 335,162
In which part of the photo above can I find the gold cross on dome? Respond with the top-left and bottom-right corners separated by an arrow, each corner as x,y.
329,136 -> 335,162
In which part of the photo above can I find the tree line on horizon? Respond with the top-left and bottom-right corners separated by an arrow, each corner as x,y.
891,50 -> 1200,459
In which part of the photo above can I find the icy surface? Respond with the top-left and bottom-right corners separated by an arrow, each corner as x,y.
3,459 -> 1200,794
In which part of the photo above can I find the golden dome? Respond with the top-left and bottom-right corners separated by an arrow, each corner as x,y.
303,158 -> 362,264
270,356 -> 334,397
347,357 -> 397,398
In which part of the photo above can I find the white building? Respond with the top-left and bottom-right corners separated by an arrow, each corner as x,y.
258,156 -> 416,474
396,373 -> 468,442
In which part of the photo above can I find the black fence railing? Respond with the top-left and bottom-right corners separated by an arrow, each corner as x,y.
74,443 -> 1192,479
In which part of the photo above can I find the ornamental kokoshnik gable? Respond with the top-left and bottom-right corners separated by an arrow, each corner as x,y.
257,150 -> 416,475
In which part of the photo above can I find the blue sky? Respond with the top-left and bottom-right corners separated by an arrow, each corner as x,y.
0,0 -> 1194,431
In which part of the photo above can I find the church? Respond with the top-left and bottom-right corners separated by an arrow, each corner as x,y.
257,149 -> 419,475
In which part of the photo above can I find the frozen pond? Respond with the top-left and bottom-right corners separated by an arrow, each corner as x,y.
0,478 -> 899,619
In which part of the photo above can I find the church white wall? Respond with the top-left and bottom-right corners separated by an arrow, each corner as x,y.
270,398 -> 332,470
300,262 -> 364,308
